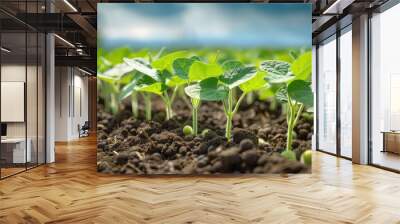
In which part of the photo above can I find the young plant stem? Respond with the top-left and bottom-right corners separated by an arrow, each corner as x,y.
269,97 -> 277,111
285,95 -> 304,151
286,100 -> 294,152
223,90 -> 247,141
110,93 -> 118,114
231,88 -> 237,104
109,82 -> 120,114
246,92 -> 254,105
162,92 -> 173,120
131,91 -> 138,118
179,86 -> 192,109
143,93 -> 152,121
282,103 -> 287,116
191,98 -> 200,136
170,86 -> 178,104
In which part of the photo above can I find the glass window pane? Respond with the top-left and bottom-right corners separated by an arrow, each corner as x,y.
318,36 -> 337,154
26,0 -> 40,169
339,28 -> 352,158
27,31 -> 38,169
1,31 -> 27,177
371,4 -> 400,171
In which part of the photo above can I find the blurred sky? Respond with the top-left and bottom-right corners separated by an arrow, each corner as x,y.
98,3 -> 311,49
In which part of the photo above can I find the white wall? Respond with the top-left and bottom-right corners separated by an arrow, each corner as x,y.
55,67 -> 89,141
1,65 -> 26,138
72,73 -> 89,138
55,67 -> 69,141
1,63 -> 46,164
1,65 -> 32,138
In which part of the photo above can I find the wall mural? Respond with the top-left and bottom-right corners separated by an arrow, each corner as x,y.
97,3 -> 313,175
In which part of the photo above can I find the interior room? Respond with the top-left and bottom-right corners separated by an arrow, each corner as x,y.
0,0 -> 96,179
370,3 -> 400,171
0,8 -> 46,178
0,0 -> 399,223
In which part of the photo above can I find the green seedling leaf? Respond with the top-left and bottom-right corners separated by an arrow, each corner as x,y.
173,58 -> 196,80
260,60 -> 294,84
119,71 -> 137,85
239,71 -> 268,93
190,56 -> 202,61
97,73 -> 118,84
287,80 -> 313,108
188,61 -> 223,82
124,58 -> 160,81
166,75 -> 186,87
258,87 -> 274,100
291,51 -> 312,80
152,51 -> 188,72
101,62 -> 134,79
137,82 -> 165,96
221,60 -> 243,71
97,56 -> 112,73
159,69 -> 172,83
220,66 -> 257,89
120,72 -> 162,98
119,81 -> 137,101
119,72 -> 155,100
275,53 -> 294,63
185,77 -> 228,101
276,86 -> 288,103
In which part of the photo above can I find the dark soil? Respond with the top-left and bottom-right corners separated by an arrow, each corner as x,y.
97,97 -> 313,174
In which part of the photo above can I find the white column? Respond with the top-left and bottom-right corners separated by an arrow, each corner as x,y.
352,14 -> 369,164
45,0 -> 56,163
46,33 -> 55,163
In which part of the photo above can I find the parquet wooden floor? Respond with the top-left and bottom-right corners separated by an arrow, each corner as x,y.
0,135 -> 399,224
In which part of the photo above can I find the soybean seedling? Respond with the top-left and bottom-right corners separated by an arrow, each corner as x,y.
174,57 -> 223,135
98,61 -> 136,114
119,49 -> 165,120
185,60 -> 266,141
219,61 -> 266,141
260,51 -> 312,160
98,48 -> 149,116
123,51 -> 188,120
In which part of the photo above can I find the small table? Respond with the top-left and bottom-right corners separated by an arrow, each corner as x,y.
1,138 -> 31,164
381,131 -> 400,155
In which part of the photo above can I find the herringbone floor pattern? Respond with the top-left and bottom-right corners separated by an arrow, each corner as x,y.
0,135 -> 399,224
